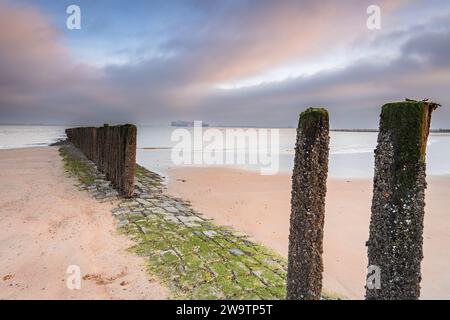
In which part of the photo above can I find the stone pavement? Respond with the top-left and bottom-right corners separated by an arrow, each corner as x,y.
59,143 -> 337,300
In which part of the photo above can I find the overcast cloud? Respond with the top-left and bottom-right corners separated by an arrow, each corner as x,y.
0,0 -> 449,128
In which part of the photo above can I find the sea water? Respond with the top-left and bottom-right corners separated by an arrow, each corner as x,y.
1,125 -> 450,178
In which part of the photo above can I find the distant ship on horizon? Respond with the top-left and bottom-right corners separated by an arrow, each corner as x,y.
170,121 -> 209,127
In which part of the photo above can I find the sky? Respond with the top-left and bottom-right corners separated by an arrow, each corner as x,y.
1,0 -> 450,128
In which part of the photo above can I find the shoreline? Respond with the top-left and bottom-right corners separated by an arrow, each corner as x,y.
167,166 -> 450,300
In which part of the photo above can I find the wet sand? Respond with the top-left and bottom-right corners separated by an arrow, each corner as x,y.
168,166 -> 450,300
0,147 -> 168,300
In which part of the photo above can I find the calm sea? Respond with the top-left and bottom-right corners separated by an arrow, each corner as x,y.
1,125 -> 450,178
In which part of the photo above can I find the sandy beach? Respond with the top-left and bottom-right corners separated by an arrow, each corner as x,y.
0,147 -> 167,300
168,167 -> 450,300
1,146 -> 448,300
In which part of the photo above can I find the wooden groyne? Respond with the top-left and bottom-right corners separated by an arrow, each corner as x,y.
65,124 -> 137,197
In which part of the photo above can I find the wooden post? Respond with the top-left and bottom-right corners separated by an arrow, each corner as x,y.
366,100 -> 439,300
287,108 -> 330,300
121,124 -> 137,197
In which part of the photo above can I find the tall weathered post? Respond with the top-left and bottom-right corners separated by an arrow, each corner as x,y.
366,100 -> 439,300
287,108 -> 330,300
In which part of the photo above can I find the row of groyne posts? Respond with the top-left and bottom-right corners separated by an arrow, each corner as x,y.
65,124 -> 137,197
65,99 -> 440,300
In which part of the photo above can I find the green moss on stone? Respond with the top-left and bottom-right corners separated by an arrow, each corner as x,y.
59,147 -> 96,185
60,145 -> 345,300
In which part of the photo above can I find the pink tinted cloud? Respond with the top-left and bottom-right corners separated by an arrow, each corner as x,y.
180,0 -> 411,83
0,2 -> 129,123
0,3 -> 67,86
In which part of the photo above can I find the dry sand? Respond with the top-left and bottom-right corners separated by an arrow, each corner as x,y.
0,147 -> 167,300
168,166 -> 450,300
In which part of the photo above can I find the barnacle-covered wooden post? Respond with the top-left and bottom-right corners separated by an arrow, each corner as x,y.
366,99 -> 439,300
287,108 -> 330,300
